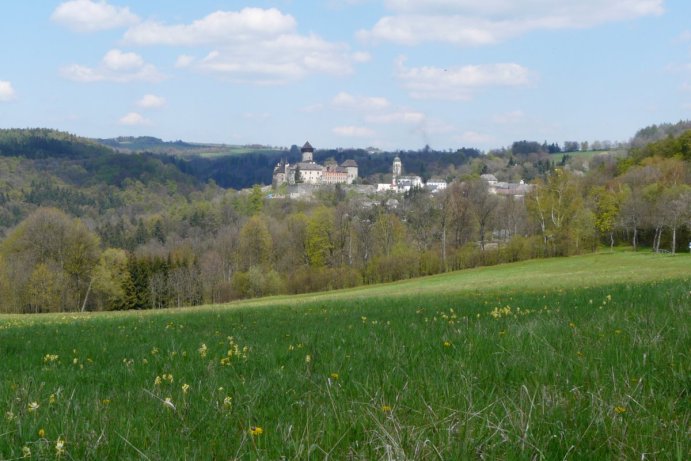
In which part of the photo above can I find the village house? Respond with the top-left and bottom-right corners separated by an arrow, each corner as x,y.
480,173 -> 533,198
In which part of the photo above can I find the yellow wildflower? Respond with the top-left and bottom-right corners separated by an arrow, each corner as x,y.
22,446 -> 31,458
154,376 -> 162,386
443,341 -> 451,347
305,354 -> 311,364
38,428 -> 46,438
198,343 -> 208,358
182,383 -> 190,394
381,405 -> 392,412
27,402 -> 39,412
223,396 -> 233,409
614,406 -> 626,414
49,394 -> 57,405
330,372 -> 339,380
55,437 -> 65,456
249,426 -> 263,436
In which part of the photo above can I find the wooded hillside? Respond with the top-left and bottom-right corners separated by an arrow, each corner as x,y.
0,124 -> 689,313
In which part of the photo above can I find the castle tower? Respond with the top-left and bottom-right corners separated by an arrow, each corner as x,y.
301,141 -> 314,163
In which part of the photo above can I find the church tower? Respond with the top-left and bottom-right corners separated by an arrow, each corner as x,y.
301,141 -> 314,163
392,155 -> 402,177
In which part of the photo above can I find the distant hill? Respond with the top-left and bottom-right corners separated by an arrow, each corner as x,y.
0,128 -> 112,159
0,129 -> 204,234
96,136 -> 283,158
95,135 -> 483,188
630,120 -> 691,148
0,129 -> 197,188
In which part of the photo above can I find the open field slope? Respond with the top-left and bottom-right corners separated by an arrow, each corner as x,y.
1,252 -> 689,460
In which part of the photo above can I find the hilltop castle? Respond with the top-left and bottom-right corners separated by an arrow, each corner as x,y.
273,142 -> 358,186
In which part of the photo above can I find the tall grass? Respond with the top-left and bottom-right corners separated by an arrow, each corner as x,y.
0,254 -> 689,460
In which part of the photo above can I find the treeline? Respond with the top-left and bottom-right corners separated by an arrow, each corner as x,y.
1,128 -> 690,313
0,127 -> 690,313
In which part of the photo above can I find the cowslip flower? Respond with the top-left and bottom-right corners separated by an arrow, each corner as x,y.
21,446 -> 31,458
27,402 -> 39,412
55,437 -> 65,456
223,396 -> 233,410
163,397 -> 175,410
182,383 -> 190,394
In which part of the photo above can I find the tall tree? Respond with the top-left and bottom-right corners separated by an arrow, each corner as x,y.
238,215 -> 273,270
306,206 -> 335,267
0,208 -> 100,312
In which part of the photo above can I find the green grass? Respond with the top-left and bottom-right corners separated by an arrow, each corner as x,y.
1,252 -> 689,460
196,147 -> 283,158
550,149 -> 627,162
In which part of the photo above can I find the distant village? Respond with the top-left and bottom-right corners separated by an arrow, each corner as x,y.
272,141 -> 532,199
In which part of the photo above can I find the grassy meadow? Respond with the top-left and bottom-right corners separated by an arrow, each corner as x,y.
0,252 -> 689,460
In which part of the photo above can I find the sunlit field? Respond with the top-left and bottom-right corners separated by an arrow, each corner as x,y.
1,252 -> 689,460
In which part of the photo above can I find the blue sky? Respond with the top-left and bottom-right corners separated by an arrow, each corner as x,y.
1,0 -> 690,151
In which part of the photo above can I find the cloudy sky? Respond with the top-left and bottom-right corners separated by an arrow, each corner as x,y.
1,0 -> 690,150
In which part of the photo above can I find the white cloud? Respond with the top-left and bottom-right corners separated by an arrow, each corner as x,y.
137,94 -> 166,109
365,111 -> 426,124
676,30 -> 691,43
119,112 -> 149,126
396,57 -> 532,100
194,35 -> 355,84
457,130 -> 493,145
301,103 -> 325,113
332,126 -> 376,137
51,0 -> 139,32
175,55 -> 196,68
124,8 -> 296,45
103,49 -> 144,71
61,49 -> 164,83
122,8 -> 360,83
361,0 -> 664,45
493,110 -> 526,124
352,51 -> 372,63
0,80 -> 16,101
332,92 -> 390,111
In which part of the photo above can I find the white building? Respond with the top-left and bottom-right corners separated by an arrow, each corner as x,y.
480,174 -> 533,197
377,156 -> 444,193
426,178 -> 448,193
273,142 -> 358,186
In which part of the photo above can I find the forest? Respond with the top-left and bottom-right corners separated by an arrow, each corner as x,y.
0,123 -> 689,313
